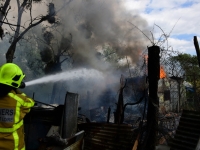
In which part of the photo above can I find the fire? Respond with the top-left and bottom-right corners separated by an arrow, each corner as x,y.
160,66 -> 166,79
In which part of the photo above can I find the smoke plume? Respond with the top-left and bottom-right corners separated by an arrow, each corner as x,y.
52,0 -> 150,72
21,0 -> 150,106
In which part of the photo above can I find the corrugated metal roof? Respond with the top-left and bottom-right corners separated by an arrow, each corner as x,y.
170,109 -> 200,150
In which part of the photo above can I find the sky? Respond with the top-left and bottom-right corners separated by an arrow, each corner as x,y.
124,0 -> 200,55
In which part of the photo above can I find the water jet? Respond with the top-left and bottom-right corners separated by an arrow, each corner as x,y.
25,68 -> 104,87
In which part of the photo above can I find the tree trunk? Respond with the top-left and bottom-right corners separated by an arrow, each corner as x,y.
114,76 -> 125,124
115,86 -> 124,124
5,1 -> 24,62
6,42 -> 17,62
0,0 -> 11,39
194,36 -> 200,68
0,0 -> 11,26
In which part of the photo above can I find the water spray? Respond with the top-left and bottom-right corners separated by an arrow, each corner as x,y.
25,68 -> 105,87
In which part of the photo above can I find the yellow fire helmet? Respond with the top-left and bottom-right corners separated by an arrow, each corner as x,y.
0,63 -> 25,88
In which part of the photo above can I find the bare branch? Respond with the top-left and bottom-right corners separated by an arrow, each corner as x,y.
60,57 -> 69,64
150,31 -> 154,44
128,21 -> 154,45
2,5 -> 11,23
154,24 -> 169,47
0,0 -> 11,26
55,0 -> 73,14
0,20 -> 25,28
8,15 -> 48,50
168,18 -> 180,37
155,24 -> 167,37
21,0 -> 29,8
29,0 -> 33,25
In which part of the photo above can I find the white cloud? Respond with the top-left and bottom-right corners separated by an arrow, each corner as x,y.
141,4 -> 200,35
124,0 -> 200,55
167,37 -> 196,55
123,0 -> 149,12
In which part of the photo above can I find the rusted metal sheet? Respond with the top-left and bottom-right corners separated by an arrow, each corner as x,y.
170,109 -> 200,150
24,107 -> 58,150
78,123 -> 138,150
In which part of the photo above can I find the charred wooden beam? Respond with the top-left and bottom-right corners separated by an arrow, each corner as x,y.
107,107 -> 111,123
114,76 -> 126,124
194,36 -> 200,111
194,36 -> 200,68
143,46 -> 160,150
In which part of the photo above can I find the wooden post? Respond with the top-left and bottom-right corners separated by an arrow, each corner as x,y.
144,46 -> 160,150
194,36 -> 200,110
107,107 -> 111,123
194,36 -> 200,68
114,75 -> 126,124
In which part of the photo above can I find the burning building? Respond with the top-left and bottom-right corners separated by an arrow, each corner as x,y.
158,66 -> 187,113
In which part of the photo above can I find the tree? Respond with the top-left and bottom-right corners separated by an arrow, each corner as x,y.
0,0 -> 11,38
102,45 -> 124,69
39,28 -> 73,103
0,0 -> 73,63
170,53 -> 200,109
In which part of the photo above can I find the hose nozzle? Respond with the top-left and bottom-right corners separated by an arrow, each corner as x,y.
19,82 -> 26,89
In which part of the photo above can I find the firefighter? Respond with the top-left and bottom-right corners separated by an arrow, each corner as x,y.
0,63 -> 34,150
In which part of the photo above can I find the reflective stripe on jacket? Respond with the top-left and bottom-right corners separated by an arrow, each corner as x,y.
0,90 -> 34,150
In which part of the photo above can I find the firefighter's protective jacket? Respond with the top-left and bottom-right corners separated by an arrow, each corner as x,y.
0,89 -> 34,150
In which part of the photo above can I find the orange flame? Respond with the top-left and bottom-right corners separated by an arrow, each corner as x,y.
160,66 -> 166,79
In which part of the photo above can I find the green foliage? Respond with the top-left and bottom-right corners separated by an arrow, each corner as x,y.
26,49 -> 45,76
171,53 -> 200,109
171,53 -> 198,68
10,39 -> 45,80
102,45 -> 121,65
171,53 -> 200,81
43,30 -> 54,44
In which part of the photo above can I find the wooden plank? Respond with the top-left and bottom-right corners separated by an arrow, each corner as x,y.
61,92 -> 79,139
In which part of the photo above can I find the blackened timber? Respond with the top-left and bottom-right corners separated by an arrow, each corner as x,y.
194,36 -> 200,68
194,36 -> 200,111
144,46 -> 160,150
107,107 -> 111,123
114,76 -> 126,124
